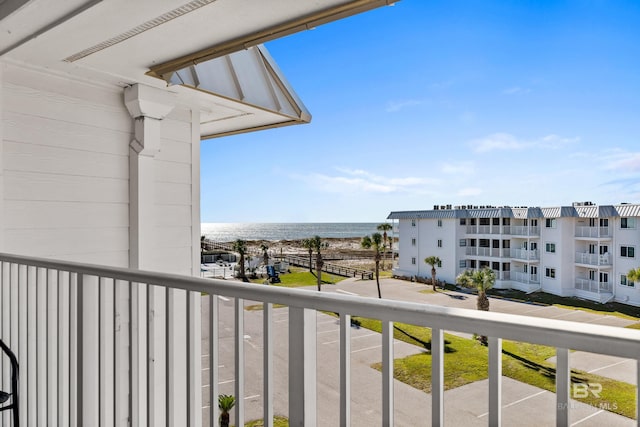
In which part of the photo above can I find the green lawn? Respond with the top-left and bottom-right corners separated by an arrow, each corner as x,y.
250,267 -> 345,288
355,317 -> 637,419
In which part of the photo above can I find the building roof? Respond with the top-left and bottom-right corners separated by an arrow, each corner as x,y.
387,203 -> 640,220
1,0 -> 394,138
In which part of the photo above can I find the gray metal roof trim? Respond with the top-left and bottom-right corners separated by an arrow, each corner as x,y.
599,205 -> 619,217
387,210 -> 459,219
540,207 -> 561,217
574,206 -> 598,218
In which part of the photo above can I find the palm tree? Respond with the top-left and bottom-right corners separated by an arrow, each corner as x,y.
628,268 -> 640,283
301,238 -> 314,272
377,223 -> 393,270
456,267 -> 496,345
232,239 -> 248,281
424,256 -> 442,291
260,243 -> 269,267
218,394 -> 236,427
362,232 -> 384,298
308,235 -> 328,291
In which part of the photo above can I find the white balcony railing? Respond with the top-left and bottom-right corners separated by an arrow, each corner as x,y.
575,226 -> 612,238
575,252 -> 612,266
575,278 -> 613,293
511,248 -> 539,260
511,271 -> 540,284
510,226 -> 540,236
1,252 -> 639,426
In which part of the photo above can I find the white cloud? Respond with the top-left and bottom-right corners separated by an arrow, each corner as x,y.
441,161 -> 475,175
296,167 -> 439,194
605,152 -> 640,172
385,99 -> 423,112
470,133 -> 580,153
502,86 -> 531,95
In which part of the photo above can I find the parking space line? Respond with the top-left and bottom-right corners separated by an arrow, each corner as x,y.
323,332 -> 378,345
571,410 -> 604,426
477,390 -> 547,418
351,345 -> 381,353
317,328 -> 341,334
336,289 -> 358,296
588,359 -> 629,373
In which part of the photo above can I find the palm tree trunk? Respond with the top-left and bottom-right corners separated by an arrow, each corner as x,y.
375,259 -> 381,298
431,267 -> 437,291
308,249 -> 313,272
477,291 -> 490,345
316,254 -> 323,291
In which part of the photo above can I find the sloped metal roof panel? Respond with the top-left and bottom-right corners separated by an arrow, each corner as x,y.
615,204 -> 640,217
387,210 -> 461,219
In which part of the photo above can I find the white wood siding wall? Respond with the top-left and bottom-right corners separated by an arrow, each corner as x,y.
1,63 -> 202,425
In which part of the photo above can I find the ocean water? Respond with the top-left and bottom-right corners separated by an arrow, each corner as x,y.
201,223 -> 382,242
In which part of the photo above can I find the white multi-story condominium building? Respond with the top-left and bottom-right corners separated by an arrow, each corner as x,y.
388,202 -> 640,306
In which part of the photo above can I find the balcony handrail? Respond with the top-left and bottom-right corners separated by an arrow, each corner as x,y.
2,252 -> 638,358
2,251 -> 640,427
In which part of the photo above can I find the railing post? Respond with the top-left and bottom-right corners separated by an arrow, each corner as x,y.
340,314 -> 351,427
431,327 -> 444,426
289,307 -> 316,427
488,337 -> 502,427
556,348 -> 570,427
382,321 -> 394,426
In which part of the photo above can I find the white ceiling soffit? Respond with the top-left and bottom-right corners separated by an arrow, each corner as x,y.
169,45 -> 311,133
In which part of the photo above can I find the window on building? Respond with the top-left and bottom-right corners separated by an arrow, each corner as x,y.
459,239 -> 466,247
545,243 -> 556,253
411,219 -> 416,227
492,218 -> 500,226
621,246 -> 635,258
470,239 -> 477,247
545,218 -> 556,228
545,268 -> 556,278
588,244 -> 596,254
437,260 -> 442,267
411,238 -> 416,246
470,260 -> 477,268
523,264 -> 528,273
621,218 -> 637,229
437,239 -> 443,248
459,260 -> 467,268
600,272 -> 609,283
600,218 -> 609,227
492,262 -> 500,270
479,260 -> 490,268
600,245 -> 609,255
589,218 -> 596,227
470,218 -> 477,225
479,239 -> 490,248
531,219 -> 538,227
480,218 -> 490,226
437,219 -> 443,227
621,275 -> 635,287
492,240 -> 500,248
503,218 -> 511,226
460,218 -> 466,225
531,266 -> 537,276
411,257 -> 416,265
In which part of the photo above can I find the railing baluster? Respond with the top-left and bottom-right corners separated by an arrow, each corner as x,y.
382,320 -> 394,426
556,348 -> 570,427
148,283 -> 167,427
431,327 -> 444,426
130,282 -> 148,427
58,271 -> 70,427
18,264 -> 27,425
69,273 -> 78,427
264,302 -> 273,427
37,267 -> 47,426
114,280 -> 130,426
235,297 -> 245,427
340,314 -> 351,427
209,295 -> 219,427
488,337 -> 502,426
99,278 -> 115,426
27,266 -> 37,424
47,269 -> 58,426
188,291 -> 202,427
0,263 -> 9,427
289,307 -> 316,426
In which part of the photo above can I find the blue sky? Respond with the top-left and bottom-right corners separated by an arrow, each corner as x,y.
200,0 -> 640,223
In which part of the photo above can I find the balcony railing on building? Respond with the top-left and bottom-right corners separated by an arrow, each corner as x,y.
575,252 -> 612,266
465,247 -> 510,258
1,252 -> 639,426
575,226 -> 612,238
510,248 -> 539,261
575,278 -> 613,293
510,226 -> 540,236
511,271 -> 540,284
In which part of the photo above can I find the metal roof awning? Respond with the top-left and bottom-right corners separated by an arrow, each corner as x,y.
166,45 -> 311,139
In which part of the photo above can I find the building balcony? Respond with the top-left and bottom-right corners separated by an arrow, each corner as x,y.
575,226 -> 612,239
465,247 -> 509,257
1,252 -> 638,426
511,271 -> 540,284
510,248 -> 540,261
510,226 -> 540,236
575,252 -> 612,266
575,278 -> 613,293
